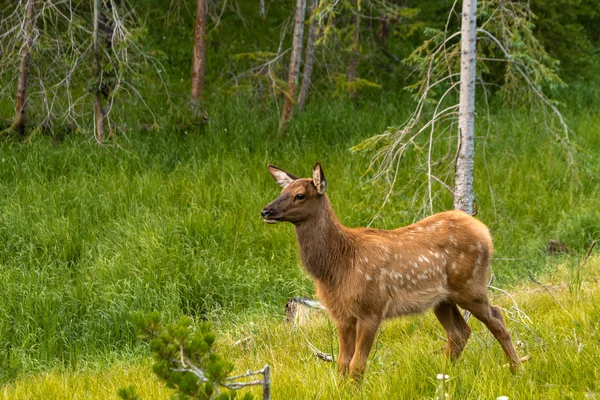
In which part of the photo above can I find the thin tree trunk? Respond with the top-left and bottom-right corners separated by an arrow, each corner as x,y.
104,1 -> 120,124
278,0 -> 307,136
11,0 -> 36,136
93,0 -> 104,144
192,0 -> 207,103
347,11 -> 359,99
94,94 -> 104,143
454,0 -> 477,214
93,0 -> 119,143
379,19 -> 388,48
297,0 -> 318,113
259,0 -> 265,18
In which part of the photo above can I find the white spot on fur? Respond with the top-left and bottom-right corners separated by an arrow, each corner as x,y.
365,274 -> 372,281
476,243 -> 486,267
364,257 -> 369,264
476,252 -> 484,268
450,262 -> 457,270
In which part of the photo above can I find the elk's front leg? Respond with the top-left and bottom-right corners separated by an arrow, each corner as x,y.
336,317 -> 357,375
349,315 -> 381,379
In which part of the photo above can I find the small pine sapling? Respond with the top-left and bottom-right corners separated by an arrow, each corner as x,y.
117,385 -> 143,400
129,312 -> 269,400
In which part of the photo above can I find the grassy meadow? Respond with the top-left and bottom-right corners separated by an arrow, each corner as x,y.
1,1 -> 600,395
3,260 -> 600,399
0,88 -> 600,398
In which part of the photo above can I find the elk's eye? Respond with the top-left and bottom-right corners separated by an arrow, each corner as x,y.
295,193 -> 305,200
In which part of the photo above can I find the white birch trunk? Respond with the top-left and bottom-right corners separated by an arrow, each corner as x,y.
454,0 -> 477,214
278,0 -> 307,136
259,0 -> 265,18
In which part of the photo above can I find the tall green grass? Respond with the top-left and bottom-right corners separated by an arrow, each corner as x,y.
5,260 -> 600,399
0,92 -> 599,383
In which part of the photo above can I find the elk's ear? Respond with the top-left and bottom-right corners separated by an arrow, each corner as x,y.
312,162 -> 327,195
268,164 -> 298,188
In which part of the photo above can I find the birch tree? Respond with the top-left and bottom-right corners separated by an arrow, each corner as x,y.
259,0 -> 266,18
354,0 -> 572,217
278,0 -> 307,136
454,0 -> 477,213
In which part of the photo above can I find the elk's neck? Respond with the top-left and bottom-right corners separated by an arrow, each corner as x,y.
294,195 -> 350,284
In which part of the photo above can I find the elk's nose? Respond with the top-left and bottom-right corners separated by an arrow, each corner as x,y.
261,208 -> 272,218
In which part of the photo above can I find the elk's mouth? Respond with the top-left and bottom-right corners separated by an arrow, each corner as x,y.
263,217 -> 282,224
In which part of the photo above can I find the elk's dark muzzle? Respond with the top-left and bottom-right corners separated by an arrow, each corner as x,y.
261,203 -> 283,223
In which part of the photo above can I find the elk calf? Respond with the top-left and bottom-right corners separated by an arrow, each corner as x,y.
262,163 -> 522,378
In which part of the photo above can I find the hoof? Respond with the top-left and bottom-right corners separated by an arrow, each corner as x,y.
510,363 -> 525,375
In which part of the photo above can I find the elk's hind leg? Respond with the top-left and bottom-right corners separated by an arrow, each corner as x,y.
460,298 -> 522,373
434,301 -> 471,360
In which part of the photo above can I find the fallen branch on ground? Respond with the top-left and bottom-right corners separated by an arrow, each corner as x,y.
285,297 -> 325,326
284,298 -> 333,362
